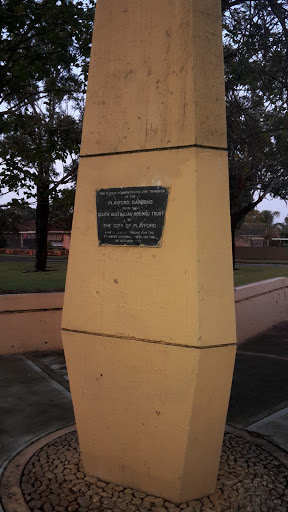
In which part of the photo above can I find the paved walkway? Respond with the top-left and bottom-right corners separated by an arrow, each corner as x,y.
0,321 -> 288,477
227,320 -> 288,450
0,352 -> 74,475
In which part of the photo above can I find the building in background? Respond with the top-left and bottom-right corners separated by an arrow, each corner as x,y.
1,218 -> 71,251
235,222 -> 281,247
236,223 -> 267,247
20,230 -> 71,250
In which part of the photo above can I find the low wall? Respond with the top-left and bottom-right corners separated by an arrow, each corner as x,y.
0,293 -> 64,354
0,249 -> 69,256
236,246 -> 288,262
1,278 -> 288,353
235,277 -> 288,343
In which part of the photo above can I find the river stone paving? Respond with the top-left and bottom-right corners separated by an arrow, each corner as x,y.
21,431 -> 288,512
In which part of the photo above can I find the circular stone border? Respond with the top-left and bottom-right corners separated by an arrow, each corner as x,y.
1,425 -> 288,512
226,425 -> 288,470
0,425 -> 76,512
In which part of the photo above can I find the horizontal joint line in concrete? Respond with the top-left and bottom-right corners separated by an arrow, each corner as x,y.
0,308 -> 63,315
235,285 -> 287,304
80,143 -> 228,159
19,355 -> 71,399
62,327 -> 236,350
237,350 -> 288,362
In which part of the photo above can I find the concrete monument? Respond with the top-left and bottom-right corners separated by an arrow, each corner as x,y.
62,0 -> 236,502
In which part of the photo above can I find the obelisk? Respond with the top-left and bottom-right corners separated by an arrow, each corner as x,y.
62,0 -> 236,502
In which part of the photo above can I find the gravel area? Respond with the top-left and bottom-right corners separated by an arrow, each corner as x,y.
21,431 -> 288,512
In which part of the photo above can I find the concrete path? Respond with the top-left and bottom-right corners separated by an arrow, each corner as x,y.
1,321 -> 288,480
0,352 -> 74,474
24,350 -> 70,391
227,320 -> 288,450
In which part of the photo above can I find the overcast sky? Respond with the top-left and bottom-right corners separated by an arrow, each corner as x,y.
257,196 -> 288,223
1,188 -> 287,224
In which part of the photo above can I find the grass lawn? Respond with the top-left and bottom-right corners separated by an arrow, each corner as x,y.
234,265 -> 288,287
1,257 -> 288,292
0,260 -> 67,292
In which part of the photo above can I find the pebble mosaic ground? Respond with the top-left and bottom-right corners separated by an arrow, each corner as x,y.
21,431 -> 288,512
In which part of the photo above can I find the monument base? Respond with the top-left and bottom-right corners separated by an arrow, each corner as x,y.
63,330 -> 235,502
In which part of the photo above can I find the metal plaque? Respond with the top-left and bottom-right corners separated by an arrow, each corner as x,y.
96,186 -> 169,246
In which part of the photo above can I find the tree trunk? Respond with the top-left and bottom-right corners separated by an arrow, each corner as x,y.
231,211 -> 246,269
231,222 -> 236,270
35,180 -> 49,272
229,182 -> 278,268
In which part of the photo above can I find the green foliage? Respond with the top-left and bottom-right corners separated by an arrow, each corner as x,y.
223,0 -> 288,228
0,0 -> 95,270
0,0 -> 95,193
258,210 -> 280,226
276,215 -> 288,238
49,188 -> 75,231
1,0 -> 288,271
0,199 -> 35,247
0,102 -> 82,197
243,208 -> 282,244
0,205 -> 20,236
245,210 -> 263,223
245,209 -> 281,226
0,199 -> 34,232
0,0 -> 94,119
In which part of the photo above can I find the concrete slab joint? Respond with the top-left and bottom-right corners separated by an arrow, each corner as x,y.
62,0 -> 236,502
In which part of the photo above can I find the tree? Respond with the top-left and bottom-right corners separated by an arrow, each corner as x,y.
1,96 -> 82,270
259,210 -> 281,244
2,0 -> 288,271
246,209 -> 281,225
278,215 -> 288,237
0,205 -> 20,247
49,188 -> 75,232
0,0 -> 93,120
258,210 -> 280,226
245,209 -> 263,223
222,0 -> 288,266
0,199 -> 35,247
0,0 -> 94,271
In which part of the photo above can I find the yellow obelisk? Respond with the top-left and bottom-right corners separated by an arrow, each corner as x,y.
62,0 -> 236,502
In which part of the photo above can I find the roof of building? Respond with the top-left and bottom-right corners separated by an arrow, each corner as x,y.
236,223 -> 267,237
